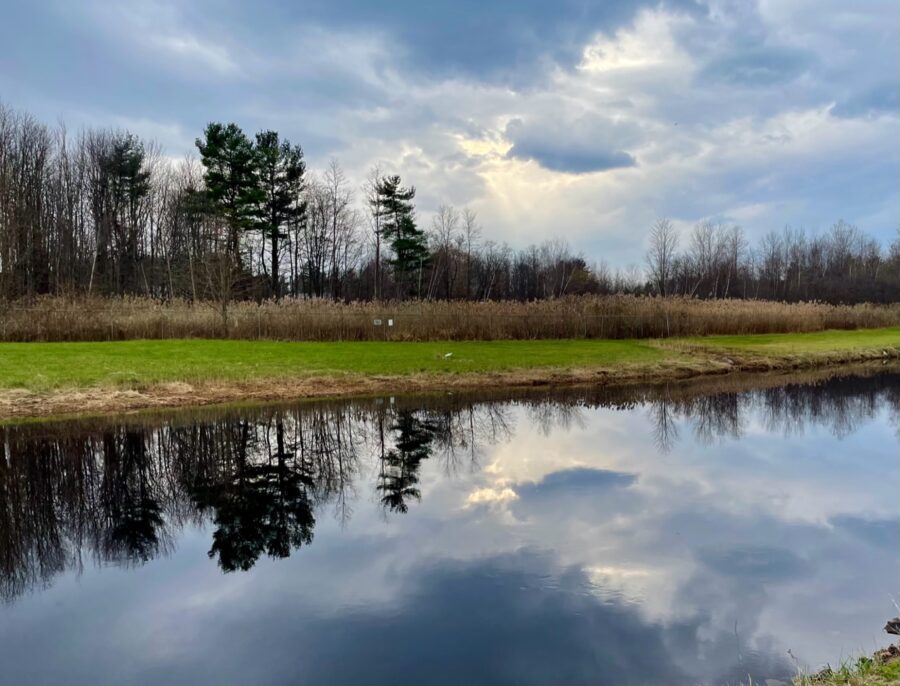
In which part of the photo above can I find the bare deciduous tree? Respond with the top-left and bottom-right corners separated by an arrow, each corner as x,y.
645,218 -> 678,296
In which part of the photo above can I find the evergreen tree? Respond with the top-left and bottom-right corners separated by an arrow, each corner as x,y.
375,175 -> 429,297
195,123 -> 261,266
99,134 -> 151,293
254,131 -> 307,298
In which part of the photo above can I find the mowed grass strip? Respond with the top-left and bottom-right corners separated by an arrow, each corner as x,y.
0,339 -> 670,391
1,327 -> 896,392
686,327 -> 900,355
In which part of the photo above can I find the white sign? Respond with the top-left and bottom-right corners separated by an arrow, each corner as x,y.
373,319 -> 382,326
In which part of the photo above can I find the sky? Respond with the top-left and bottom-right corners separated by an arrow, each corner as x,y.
0,0 -> 898,267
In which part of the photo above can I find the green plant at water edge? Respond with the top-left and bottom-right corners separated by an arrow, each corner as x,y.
794,654 -> 900,685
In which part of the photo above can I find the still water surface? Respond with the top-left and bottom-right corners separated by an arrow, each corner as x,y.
1,370 -> 898,685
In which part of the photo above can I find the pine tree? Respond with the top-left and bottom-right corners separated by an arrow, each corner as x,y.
254,131 -> 307,299
195,123 -> 261,266
100,134 -> 151,293
374,175 -> 429,297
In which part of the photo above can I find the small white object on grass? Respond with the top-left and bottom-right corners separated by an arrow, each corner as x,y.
443,352 -> 453,359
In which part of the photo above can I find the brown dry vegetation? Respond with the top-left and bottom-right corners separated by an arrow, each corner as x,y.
2,295 -> 898,342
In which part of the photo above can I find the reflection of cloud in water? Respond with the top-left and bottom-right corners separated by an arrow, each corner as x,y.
0,369 -> 897,683
829,515 -> 900,550
515,467 -> 637,499
697,545 -> 809,583
464,486 -> 518,507
253,551 -> 792,686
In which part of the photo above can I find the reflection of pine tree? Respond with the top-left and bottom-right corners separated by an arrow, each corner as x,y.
102,431 -> 165,564
378,411 -> 438,513
107,497 -> 164,563
192,421 -> 315,572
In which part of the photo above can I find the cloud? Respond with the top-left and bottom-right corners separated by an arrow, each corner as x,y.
832,82 -> 900,118
698,45 -> 813,86
504,116 -> 638,174
507,141 -> 636,175
83,1 -> 244,77
148,33 -> 238,75
261,0 -> 705,84
0,0 -> 896,267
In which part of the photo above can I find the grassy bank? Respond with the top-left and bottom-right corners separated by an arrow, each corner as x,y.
677,328 -> 900,357
0,338 -> 669,390
795,652 -> 900,685
2,295 -> 898,342
0,327 -> 897,419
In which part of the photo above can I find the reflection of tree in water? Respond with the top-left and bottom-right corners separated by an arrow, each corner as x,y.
527,399 -> 590,436
0,370 -> 897,601
759,376 -> 882,439
0,427 -> 175,602
424,402 -> 512,476
192,420 -> 316,572
644,371 -> 900,451
890,385 -> 900,441
0,398 -> 497,601
99,431 -> 168,564
377,411 -> 439,513
649,393 -> 680,453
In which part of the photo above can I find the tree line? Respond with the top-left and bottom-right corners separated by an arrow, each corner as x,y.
645,218 -> 900,303
1,101 -> 898,304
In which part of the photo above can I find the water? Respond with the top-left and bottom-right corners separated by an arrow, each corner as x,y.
1,368 -> 898,685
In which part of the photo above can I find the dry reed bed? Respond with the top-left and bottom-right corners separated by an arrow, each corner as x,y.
1,296 -> 898,342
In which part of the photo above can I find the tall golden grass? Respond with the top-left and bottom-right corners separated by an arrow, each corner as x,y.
1,296 -> 898,342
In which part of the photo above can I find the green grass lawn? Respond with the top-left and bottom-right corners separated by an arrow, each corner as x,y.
686,327 -> 900,355
0,338 -> 670,390
0,327 -> 896,391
